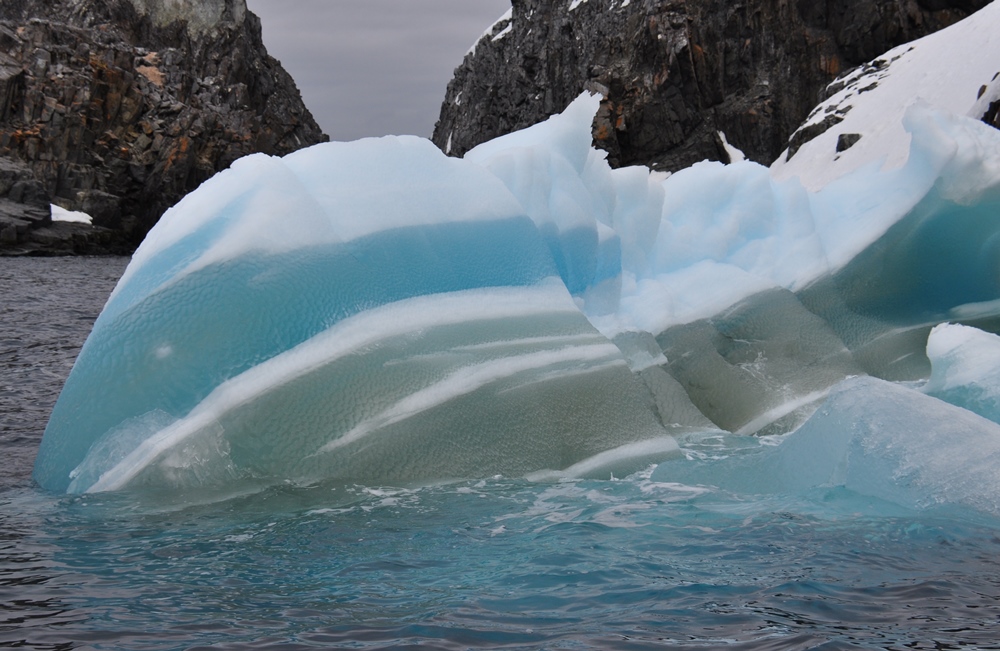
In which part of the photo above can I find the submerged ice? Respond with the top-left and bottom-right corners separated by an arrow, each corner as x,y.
33,5 -> 1000,506
652,375 -> 1000,517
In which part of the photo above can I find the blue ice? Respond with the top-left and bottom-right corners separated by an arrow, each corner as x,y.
32,86 -> 1000,510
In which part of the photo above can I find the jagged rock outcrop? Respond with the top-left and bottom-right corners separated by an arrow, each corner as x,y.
0,0 -> 327,254
0,154 -> 122,253
0,155 -> 48,241
434,0 -> 989,171
982,73 -> 1000,130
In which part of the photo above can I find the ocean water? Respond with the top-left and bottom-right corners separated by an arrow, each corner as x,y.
4,257 -> 1000,651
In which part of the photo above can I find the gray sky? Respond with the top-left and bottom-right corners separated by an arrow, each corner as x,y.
245,0 -> 511,142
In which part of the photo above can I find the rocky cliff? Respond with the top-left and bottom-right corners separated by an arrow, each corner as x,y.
434,0 -> 989,171
0,0 -> 327,254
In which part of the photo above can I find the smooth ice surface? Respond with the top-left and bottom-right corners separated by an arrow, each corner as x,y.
924,323 -> 1000,424
653,377 -> 1000,517
777,378 -> 1000,515
34,4 -> 1000,497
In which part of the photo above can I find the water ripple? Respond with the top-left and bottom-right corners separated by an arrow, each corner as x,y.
4,259 -> 1000,650
0,257 -> 128,490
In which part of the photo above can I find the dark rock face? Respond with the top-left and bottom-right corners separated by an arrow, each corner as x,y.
982,73 -> 1000,130
0,155 -> 49,245
434,0 -> 988,171
986,100 -> 1000,129
0,0 -> 327,253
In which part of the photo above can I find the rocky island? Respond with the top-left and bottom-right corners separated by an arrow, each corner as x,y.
0,0 -> 326,255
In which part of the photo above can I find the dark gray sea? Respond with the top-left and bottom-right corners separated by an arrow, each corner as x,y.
4,257 -> 1000,650
0,256 -> 130,491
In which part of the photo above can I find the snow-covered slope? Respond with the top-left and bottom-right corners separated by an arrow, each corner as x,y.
467,8 -> 512,56
772,1 -> 1000,189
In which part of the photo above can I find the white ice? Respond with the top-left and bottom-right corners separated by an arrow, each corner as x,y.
50,205 -> 93,224
924,323 -> 1000,424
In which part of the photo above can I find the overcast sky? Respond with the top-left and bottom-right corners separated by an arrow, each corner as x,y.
245,0 -> 512,142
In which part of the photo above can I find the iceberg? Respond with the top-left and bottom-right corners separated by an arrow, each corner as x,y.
33,3 -> 1000,501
